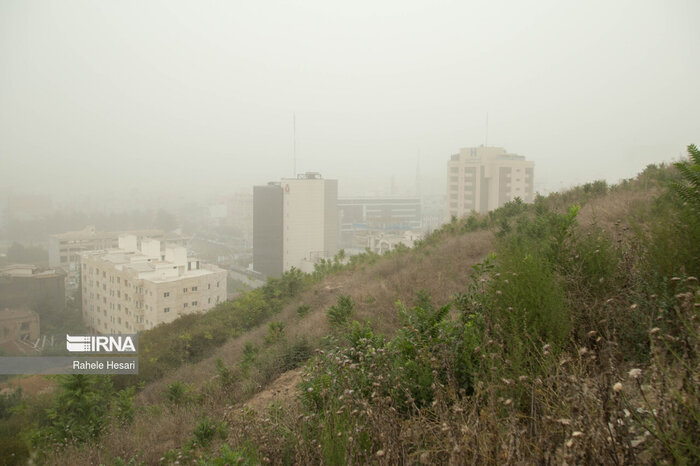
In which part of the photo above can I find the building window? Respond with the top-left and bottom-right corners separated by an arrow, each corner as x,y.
216,282 -> 220,288
183,303 -> 188,308
208,284 -> 211,290
164,292 -> 170,297
183,288 -> 188,293
164,307 -> 170,313
192,301 -> 197,306
191,286 -> 198,291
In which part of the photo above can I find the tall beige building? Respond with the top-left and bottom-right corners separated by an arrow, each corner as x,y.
280,172 -> 338,274
447,146 -> 534,218
80,235 -> 226,334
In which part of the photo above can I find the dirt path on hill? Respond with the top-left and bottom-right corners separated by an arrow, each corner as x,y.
243,369 -> 302,412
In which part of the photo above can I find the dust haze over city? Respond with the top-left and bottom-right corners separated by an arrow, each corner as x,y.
1,0 -> 698,208
3,1 -> 700,463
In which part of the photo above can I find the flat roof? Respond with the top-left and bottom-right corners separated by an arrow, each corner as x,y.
52,228 -> 164,241
0,308 -> 38,321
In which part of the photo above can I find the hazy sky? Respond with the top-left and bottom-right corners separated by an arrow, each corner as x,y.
1,0 -> 699,204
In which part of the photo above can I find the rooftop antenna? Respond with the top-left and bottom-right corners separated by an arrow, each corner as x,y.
485,112 -> 489,147
293,113 -> 297,178
416,149 -> 421,198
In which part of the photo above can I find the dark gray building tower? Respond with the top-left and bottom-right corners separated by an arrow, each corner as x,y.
253,183 -> 284,278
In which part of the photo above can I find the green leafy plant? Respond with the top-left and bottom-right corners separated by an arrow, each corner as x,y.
327,295 -> 354,327
165,381 -> 195,406
671,144 -> 700,213
189,416 -> 227,448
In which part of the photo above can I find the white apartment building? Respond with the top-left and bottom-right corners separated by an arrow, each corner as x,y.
80,235 -> 226,334
49,225 -> 190,289
447,146 -> 534,218
281,173 -> 338,274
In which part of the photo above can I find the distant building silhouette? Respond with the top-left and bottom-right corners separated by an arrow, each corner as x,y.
447,146 -> 534,218
337,197 -> 421,249
0,264 -> 65,315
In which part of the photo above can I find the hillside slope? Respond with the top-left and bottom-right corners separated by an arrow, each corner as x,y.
13,157 -> 699,465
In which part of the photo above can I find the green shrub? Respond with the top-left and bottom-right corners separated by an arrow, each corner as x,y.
563,227 -> 620,298
165,381 -> 195,406
671,143 -> 700,213
214,358 -> 234,388
327,295 -> 354,328
30,375 -> 113,450
281,338 -> 313,371
208,443 -> 260,465
113,386 -> 136,426
190,416 -> 227,448
0,387 -> 21,420
264,321 -> 286,345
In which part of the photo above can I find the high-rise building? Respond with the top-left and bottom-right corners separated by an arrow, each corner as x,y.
253,183 -> 283,278
80,235 -> 226,334
253,172 -> 338,277
447,146 -> 534,218
282,173 -> 338,273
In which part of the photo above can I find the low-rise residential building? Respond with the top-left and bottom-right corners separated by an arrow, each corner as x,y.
365,230 -> 422,255
338,197 -> 422,249
49,225 -> 190,289
0,308 -> 40,345
80,235 -> 226,334
0,264 -> 65,314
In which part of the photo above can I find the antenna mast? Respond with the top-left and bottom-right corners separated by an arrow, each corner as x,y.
485,112 -> 489,147
416,149 -> 421,197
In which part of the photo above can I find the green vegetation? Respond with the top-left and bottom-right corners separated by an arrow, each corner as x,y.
326,295 -> 354,328
2,146 -> 699,464
114,268 -> 309,388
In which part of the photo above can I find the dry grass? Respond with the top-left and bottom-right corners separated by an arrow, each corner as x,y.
46,176 -> 693,465
48,227 -> 494,464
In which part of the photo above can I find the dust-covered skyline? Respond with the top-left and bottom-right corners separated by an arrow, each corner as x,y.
1,0 -> 698,204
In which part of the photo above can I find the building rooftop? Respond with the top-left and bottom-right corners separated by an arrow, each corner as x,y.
51,225 -> 164,241
0,264 -> 64,278
80,236 -> 222,283
0,308 -> 38,321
